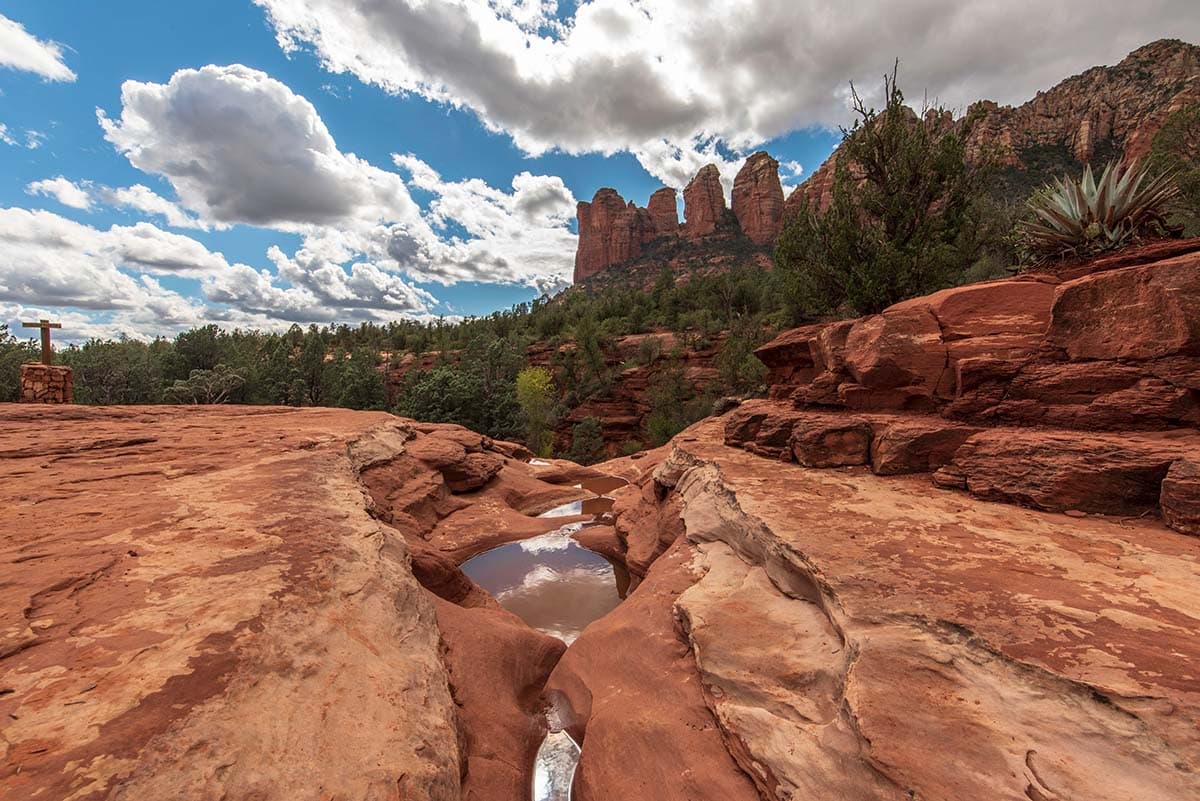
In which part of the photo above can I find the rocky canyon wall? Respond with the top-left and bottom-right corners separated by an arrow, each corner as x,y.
730,238 -> 1200,534
574,152 -> 784,283
789,39 -> 1200,213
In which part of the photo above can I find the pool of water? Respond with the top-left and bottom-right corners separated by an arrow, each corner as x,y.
460,473 -> 630,801
460,524 -> 627,644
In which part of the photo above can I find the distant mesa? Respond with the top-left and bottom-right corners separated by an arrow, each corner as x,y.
573,152 -> 785,283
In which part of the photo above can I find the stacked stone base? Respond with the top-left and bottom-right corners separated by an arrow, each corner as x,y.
20,364 -> 73,404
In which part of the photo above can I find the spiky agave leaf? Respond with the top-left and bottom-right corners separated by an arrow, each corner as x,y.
1017,160 -> 1182,263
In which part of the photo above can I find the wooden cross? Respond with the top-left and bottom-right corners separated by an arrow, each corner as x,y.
22,319 -> 62,365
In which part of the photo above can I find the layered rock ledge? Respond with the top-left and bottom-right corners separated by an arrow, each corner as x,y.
0,405 -> 588,801
556,416 -> 1200,800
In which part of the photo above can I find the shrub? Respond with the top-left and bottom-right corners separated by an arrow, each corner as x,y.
1148,103 -> 1200,235
0,325 -> 38,402
163,365 -> 245,404
775,64 -> 994,319
566,417 -> 605,465
516,366 -> 555,456
1017,161 -> 1181,263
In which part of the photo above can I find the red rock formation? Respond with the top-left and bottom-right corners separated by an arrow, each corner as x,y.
0,407 -> 467,801
964,39 -> 1200,165
683,164 -> 727,239
731,151 -> 785,245
655,421 -> 1200,800
789,39 -> 1200,214
573,189 -> 656,282
646,186 -> 679,235
730,239 -> 1200,536
0,405 -> 618,801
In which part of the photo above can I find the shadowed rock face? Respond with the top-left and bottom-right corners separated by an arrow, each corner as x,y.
683,164 -> 727,239
731,151 -> 785,245
647,186 -> 679,235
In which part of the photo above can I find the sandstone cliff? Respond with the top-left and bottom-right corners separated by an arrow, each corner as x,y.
731,151 -> 785,245
574,188 -> 658,282
683,164 -> 728,239
789,39 -> 1200,214
573,152 -> 785,283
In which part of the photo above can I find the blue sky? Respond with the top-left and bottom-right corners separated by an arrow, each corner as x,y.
1,0 -> 1195,341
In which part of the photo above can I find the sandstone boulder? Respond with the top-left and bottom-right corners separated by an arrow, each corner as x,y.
790,415 -> 872,467
731,151 -> 784,245
1161,458 -> 1200,536
442,451 -> 504,493
812,320 -> 856,372
723,402 -> 807,460
683,164 -> 727,239
993,361 -> 1200,429
869,417 -> 981,476
932,429 -> 1180,515
844,307 -> 947,393
1047,252 -> 1200,361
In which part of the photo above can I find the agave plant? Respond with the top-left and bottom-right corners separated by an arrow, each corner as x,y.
1017,160 -> 1181,262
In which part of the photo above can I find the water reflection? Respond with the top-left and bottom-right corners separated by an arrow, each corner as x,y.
465,473 -> 629,801
532,730 -> 579,801
460,525 -> 625,644
539,496 -> 615,518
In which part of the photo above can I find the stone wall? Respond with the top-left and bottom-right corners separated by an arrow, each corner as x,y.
20,363 -> 73,404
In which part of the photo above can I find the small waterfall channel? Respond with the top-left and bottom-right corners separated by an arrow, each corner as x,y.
460,474 -> 630,801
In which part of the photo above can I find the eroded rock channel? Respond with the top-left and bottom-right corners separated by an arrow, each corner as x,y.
358,425 -> 652,801
360,411 -> 1200,801
4,393 -> 1199,801
461,477 -> 629,801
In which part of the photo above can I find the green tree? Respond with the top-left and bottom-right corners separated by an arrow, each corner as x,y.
163,365 -> 246,404
566,417 -> 605,465
296,327 -> 328,405
516,366 -> 555,456
645,361 -> 695,446
63,338 -> 164,404
776,64 -> 990,318
166,324 -> 225,379
327,348 -> 388,410
713,322 -> 768,395
1148,103 -> 1200,235
0,325 -> 38,402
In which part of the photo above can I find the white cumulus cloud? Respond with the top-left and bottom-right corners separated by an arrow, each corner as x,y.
26,177 -> 93,210
0,13 -> 75,82
98,64 -> 577,293
253,0 -> 1200,187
